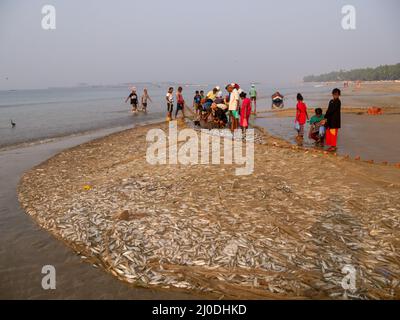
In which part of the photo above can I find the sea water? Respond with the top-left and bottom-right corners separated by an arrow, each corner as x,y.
0,82 -> 338,148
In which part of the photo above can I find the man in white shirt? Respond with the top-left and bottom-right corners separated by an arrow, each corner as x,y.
228,83 -> 240,132
166,87 -> 174,120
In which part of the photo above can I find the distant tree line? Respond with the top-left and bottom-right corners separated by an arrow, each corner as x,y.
303,63 -> 400,82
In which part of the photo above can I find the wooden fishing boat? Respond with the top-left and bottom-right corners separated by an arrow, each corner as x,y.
271,92 -> 284,109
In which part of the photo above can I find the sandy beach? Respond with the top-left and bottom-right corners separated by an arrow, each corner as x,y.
0,124 -> 201,299
258,81 -> 400,114
255,81 -> 400,164
2,0 -> 399,308
17,120 -> 400,299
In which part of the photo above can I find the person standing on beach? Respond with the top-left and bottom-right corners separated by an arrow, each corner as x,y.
239,91 -> 252,134
323,88 -> 342,152
141,88 -> 152,112
200,90 -> 205,101
249,84 -> 257,114
193,90 -> 202,115
175,86 -> 185,119
125,87 -> 139,113
228,83 -> 240,133
166,87 -> 174,121
294,93 -> 309,145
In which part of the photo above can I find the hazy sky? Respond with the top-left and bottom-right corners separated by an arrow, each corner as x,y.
0,0 -> 399,89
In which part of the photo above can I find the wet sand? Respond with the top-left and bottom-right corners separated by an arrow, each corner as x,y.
254,81 -> 400,164
17,122 -> 400,299
5,81 -> 400,299
254,113 -> 400,164
0,124 -> 201,299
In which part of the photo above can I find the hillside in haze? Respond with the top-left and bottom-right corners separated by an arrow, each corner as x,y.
304,63 -> 400,82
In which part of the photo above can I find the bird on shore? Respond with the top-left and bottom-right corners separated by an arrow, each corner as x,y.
10,119 -> 16,128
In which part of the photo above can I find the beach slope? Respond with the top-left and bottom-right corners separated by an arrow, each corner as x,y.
18,123 -> 400,299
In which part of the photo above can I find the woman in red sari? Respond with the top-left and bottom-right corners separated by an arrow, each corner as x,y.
239,91 -> 252,134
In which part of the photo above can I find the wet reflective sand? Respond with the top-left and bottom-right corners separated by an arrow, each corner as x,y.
255,113 -> 400,164
0,125 -> 201,299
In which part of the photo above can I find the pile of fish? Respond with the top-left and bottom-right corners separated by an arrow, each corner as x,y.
18,123 -> 400,299
185,120 -> 266,144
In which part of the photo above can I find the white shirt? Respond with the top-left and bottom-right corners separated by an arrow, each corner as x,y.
166,92 -> 174,103
229,88 -> 239,111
